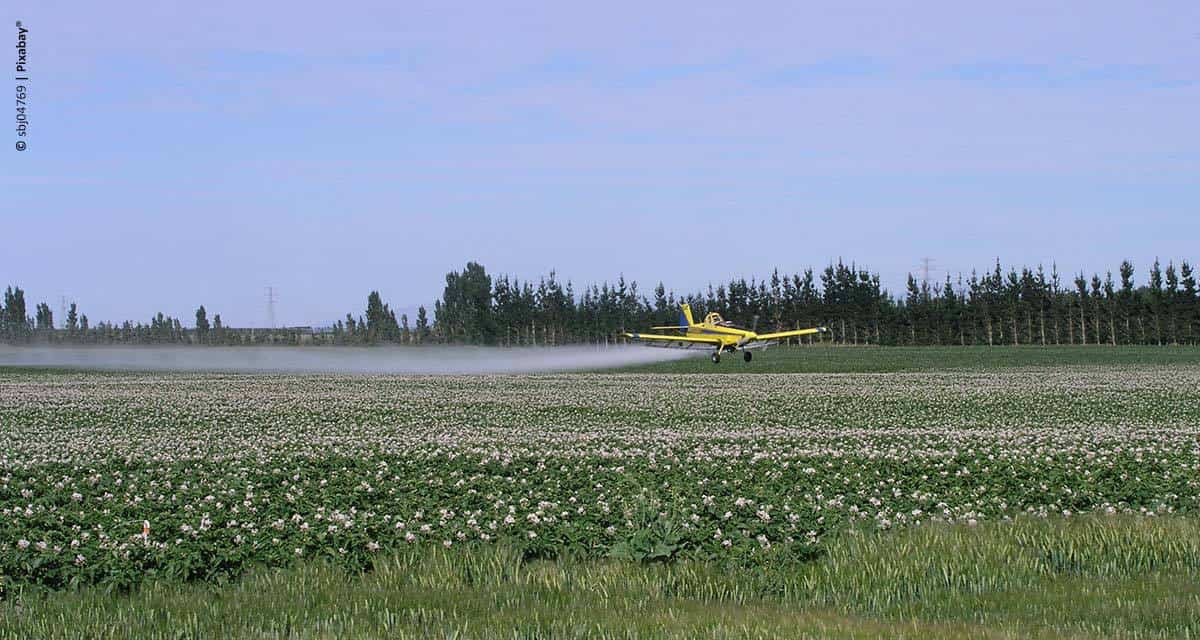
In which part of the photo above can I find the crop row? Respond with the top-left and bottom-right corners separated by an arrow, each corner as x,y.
1,367 -> 1198,591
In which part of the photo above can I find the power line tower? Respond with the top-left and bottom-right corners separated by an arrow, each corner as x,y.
912,257 -> 946,298
919,257 -> 936,289
265,286 -> 278,329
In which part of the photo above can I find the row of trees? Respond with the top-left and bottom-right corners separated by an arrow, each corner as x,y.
4,256 -> 1197,346
896,260 -> 1199,347
419,258 -> 1199,347
326,291 -> 432,345
2,287 -> 222,344
0,288 -> 277,345
0,287 -> 409,346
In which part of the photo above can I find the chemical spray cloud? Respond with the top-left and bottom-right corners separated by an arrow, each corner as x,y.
0,345 -> 692,375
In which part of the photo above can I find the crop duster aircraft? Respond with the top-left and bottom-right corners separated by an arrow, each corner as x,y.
622,304 -> 827,364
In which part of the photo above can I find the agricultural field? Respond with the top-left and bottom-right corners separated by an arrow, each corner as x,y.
614,344 -> 1200,373
2,347 -> 1200,637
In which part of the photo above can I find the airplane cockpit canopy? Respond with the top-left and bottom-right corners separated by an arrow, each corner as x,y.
705,312 -> 750,331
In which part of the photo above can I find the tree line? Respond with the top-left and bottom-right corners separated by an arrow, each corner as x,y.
3,256 -> 1197,346
0,288 -> 238,344
421,258 -> 1198,347
325,291 -> 433,345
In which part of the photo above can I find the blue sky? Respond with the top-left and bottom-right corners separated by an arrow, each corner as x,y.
3,1 -> 1198,326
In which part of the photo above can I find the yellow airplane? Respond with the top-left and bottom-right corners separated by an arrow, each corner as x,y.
622,303 -> 827,364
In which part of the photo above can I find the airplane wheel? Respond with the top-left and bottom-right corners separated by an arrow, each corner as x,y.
743,350 -> 752,363
711,352 -> 721,364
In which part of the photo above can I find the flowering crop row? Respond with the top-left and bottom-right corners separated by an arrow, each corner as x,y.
1,367 -> 1198,590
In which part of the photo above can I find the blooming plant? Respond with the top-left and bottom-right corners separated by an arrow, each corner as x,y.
1,367 -> 1198,591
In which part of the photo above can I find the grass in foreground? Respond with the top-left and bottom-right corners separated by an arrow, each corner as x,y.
4,516 -> 1198,639
610,345 -> 1200,373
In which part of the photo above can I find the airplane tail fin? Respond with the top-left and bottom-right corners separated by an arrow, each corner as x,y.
680,303 -> 695,327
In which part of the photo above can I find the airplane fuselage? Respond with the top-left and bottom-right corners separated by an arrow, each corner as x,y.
622,304 -> 826,363
688,324 -> 756,347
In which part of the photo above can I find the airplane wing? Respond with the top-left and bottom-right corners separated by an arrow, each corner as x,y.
751,327 -> 827,342
621,332 -> 724,349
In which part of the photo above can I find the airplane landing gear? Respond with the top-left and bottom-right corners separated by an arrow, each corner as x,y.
743,350 -> 752,363
711,352 -> 721,364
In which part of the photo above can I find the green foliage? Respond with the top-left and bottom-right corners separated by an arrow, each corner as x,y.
3,361 -> 1200,594
415,305 -> 430,343
65,302 -> 78,336
33,303 -> 52,332
607,499 -> 687,563
1,285 -> 30,341
3,354 -> 1200,636
364,290 -> 402,343
3,518 -> 1199,639
194,305 -> 209,343
410,257 -> 1200,346
436,262 -> 497,344
4,255 -> 1200,346
615,345 -> 1200,374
